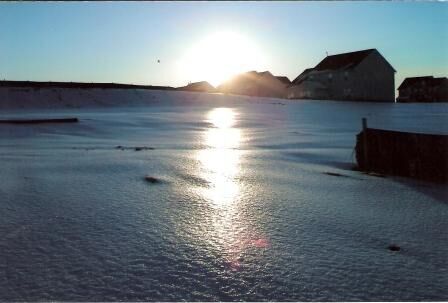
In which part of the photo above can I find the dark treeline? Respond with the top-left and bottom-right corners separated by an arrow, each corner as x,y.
0,80 -> 175,91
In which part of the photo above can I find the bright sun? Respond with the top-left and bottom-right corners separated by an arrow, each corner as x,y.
178,31 -> 266,87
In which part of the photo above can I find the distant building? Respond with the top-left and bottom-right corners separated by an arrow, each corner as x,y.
288,49 -> 396,102
177,81 -> 216,93
218,71 -> 290,98
396,76 -> 448,103
275,76 -> 291,86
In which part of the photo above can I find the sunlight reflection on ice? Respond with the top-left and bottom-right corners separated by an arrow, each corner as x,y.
199,108 -> 241,206
195,108 -> 269,271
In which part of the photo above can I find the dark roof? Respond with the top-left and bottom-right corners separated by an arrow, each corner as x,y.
398,76 -> 448,90
398,76 -> 433,90
291,68 -> 314,85
314,49 -> 376,71
275,76 -> 291,85
298,68 -> 313,76
431,77 -> 448,86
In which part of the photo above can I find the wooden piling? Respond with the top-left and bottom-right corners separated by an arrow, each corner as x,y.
362,118 -> 368,170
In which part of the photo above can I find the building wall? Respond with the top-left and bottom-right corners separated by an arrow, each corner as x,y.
287,84 -> 305,99
397,87 -> 412,102
397,81 -> 430,102
350,51 -> 395,102
436,80 -> 448,101
316,70 -> 346,100
287,80 -> 327,99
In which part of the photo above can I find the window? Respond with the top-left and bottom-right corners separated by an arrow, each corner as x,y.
344,88 -> 352,97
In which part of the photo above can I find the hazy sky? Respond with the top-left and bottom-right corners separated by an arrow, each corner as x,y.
1,1 -> 447,90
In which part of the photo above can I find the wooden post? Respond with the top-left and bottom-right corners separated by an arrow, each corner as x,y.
362,117 -> 367,132
362,118 -> 369,170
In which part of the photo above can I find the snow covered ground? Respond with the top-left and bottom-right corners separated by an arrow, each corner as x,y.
0,89 -> 447,301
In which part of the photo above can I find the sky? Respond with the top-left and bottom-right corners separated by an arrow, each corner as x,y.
0,1 -> 447,91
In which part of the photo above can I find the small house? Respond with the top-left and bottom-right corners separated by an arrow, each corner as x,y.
396,76 -> 448,102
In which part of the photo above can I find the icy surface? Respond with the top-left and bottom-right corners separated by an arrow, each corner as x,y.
0,90 -> 447,301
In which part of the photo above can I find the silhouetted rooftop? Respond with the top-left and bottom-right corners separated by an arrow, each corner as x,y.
291,68 -> 314,85
177,81 -> 216,92
314,49 -> 376,71
258,71 -> 273,77
275,76 -> 291,85
398,76 -> 448,90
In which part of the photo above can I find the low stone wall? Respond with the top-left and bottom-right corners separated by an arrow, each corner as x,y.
356,127 -> 448,183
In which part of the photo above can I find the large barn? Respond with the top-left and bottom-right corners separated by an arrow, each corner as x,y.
288,49 -> 396,102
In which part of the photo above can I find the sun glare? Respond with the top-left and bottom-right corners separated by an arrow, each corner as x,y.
198,108 -> 242,206
178,31 -> 266,87
208,107 -> 236,129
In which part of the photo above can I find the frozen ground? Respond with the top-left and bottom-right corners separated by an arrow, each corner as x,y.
0,90 -> 447,301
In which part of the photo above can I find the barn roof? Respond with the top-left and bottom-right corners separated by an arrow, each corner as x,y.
314,49 -> 376,71
315,48 -> 396,72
